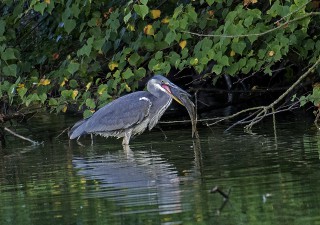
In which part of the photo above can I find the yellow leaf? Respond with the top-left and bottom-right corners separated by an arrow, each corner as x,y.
230,50 -> 236,57
62,105 -> 67,113
45,0 -> 50,4
268,50 -> 275,57
72,90 -> 78,100
150,9 -> 161,19
144,24 -> 154,36
179,40 -> 187,49
17,83 -> 25,88
125,84 -> 131,92
39,78 -> 50,86
17,83 -> 25,91
60,78 -> 68,87
161,17 -> 170,24
127,24 -> 135,31
86,82 -> 92,91
108,62 -> 118,71
208,10 -> 214,17
244,0 -> 258,6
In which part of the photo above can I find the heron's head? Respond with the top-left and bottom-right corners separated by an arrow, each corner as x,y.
147,75 -> 190,105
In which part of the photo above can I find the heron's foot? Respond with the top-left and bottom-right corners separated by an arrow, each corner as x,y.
76,136 -> 85,147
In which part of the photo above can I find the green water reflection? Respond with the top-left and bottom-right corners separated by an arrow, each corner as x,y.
1,115 -> 320,225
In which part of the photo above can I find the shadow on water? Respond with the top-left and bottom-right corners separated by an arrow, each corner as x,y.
1,114 -> 320,224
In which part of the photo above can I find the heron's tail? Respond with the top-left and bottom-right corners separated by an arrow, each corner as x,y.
69,119 -> 88,139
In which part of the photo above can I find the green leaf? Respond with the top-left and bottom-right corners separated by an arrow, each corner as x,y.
179,16 -> 188,30
299,95 -> 308,107
0,20 -> 5,36
218,55 -> 229,66
187,5 -> 197,22
71,3 -> 81,18
1,48 -> 16,61
155,51 -> 163,60
148,58 -> 158,71
33,2 -> 47,15
165,31 -> 176,45
49,98 -> 58,106
173,5 -> 183,19
169,51 -> 181,68
98,84 -> 108,95
206,0 -> 215,6
231,41 -> 246,55
25,93 -> 41,107
134,67 -> 146,79
67,62 -> 80,74
124,12 -> 131,23
2,64 -> 17,77
93,38 -> 106,51
18,87 -> 27,98
242,58 -> 256,74
225,62 -> 238,75
83,109 -> 93,119
77,42 -> 92,57
69,79 -> 78,88
201,38 -> 213,50
64,19 -> 76,34
39,93 -> 47,104
86,98 -> 96,109
212,64 -> 223,74
61,90 -> 73,98
128,53 -> 141,66
123,68 -> 134,79
244,16 -> 253,28
133,4 -> 149,19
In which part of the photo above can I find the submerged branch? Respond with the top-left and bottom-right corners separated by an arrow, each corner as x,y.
4,127 -> 42,145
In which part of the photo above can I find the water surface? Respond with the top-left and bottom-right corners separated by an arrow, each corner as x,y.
1,114 -> 320,225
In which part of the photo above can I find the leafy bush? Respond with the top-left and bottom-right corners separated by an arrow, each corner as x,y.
0,0 -> 319,118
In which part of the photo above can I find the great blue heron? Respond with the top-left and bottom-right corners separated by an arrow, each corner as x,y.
69,75 -> 195,145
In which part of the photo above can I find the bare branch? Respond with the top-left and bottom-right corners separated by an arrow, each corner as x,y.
4,127 -> 42,145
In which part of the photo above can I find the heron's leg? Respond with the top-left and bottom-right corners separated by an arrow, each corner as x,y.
76,136 -> 85,147
122,129 -> 132,145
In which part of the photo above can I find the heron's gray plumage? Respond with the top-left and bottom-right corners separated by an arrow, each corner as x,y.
69,75 -> 193,145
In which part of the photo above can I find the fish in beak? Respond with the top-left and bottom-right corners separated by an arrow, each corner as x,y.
161,81 -> 197,138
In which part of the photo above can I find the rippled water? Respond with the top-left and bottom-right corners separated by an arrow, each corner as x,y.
1,114 -> 320,225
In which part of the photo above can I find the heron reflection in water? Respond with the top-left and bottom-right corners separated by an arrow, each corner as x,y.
69,75 -> 196,145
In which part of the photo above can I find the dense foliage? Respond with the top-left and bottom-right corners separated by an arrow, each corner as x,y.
0,0 -> 320,118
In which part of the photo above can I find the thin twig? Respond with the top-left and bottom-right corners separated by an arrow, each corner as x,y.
272,106 -> 278,146
273,0 -> 311,24
314,109 -> 320,130
182,12 -> 320,39
4,127 -> 41,145
55,127 -> 69,139
244,56 -> 320,131
206,106 -> 264,126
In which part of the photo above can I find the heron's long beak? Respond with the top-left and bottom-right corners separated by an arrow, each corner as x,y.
163,81 -> 197,138
162,82 -> 190,106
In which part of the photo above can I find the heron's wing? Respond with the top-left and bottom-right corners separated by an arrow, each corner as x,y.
84,92 -> 152,133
